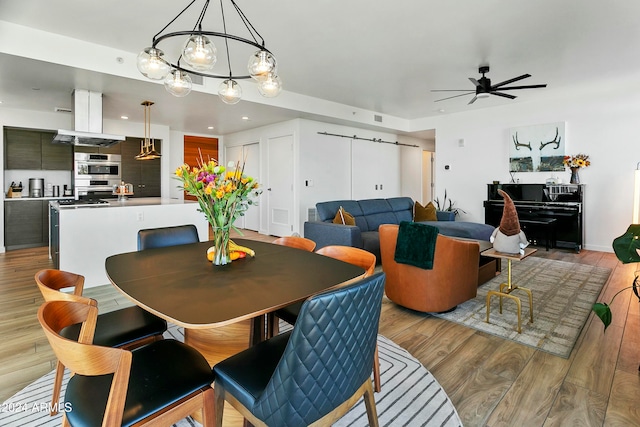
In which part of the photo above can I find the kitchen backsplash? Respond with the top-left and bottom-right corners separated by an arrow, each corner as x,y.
4,170 -> 72,198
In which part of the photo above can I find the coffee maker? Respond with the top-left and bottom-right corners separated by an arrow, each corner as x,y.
29,178 -> 44,198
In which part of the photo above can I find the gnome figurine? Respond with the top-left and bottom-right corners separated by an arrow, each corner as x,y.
490,189 -> 529,255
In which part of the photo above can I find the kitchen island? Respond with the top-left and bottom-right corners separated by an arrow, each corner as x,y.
50,197 -> 209,288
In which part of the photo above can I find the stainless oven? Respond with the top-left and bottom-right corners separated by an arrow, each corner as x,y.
74,153 -> 121,199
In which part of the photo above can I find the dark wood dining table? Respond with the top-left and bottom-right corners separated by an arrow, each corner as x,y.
105,238 -> 366,347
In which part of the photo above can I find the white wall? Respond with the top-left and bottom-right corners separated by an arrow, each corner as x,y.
414,78 -> 640,252
225,118 -> 429,235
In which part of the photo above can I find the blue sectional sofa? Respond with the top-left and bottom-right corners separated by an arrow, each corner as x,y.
303,197 -> 495,262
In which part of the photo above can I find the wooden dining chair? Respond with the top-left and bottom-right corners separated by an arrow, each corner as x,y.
213,273 -> 385,427
35,269 -> 167,415
271,245 -> 382,392
137,224 -> 200,250
271,235 -> 317,252
38,300 -> 215,426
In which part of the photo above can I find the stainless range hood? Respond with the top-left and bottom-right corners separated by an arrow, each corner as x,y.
53,90 -> 125,147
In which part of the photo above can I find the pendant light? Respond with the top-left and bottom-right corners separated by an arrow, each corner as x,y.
136,101 -> 161,160
137,0 -> 282,104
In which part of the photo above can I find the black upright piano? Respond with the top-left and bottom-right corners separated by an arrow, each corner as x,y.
484,183 -> 584,252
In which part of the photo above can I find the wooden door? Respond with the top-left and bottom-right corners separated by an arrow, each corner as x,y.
183,135 -> 218,201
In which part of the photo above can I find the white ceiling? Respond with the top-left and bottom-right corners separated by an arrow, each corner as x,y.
1,0 -> 640,136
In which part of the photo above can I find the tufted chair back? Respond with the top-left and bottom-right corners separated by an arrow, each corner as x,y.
257,273 -> 384,425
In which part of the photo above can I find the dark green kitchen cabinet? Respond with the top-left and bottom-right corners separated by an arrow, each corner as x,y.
120,137 -> 161,197
41,131 -> 73,170
4,128 -> 42,169
4,127 -> 73,170
4,200 -> 48,250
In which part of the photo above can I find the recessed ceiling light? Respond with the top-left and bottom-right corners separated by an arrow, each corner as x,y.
207,126 -> 214,130
242,116 -> 250,121
121,115 -> 129,120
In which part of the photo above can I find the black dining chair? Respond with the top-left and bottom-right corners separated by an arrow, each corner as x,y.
137,224 -> 200,250
35,269 -> 168,415
213,273 -> 385,427
38,300 -> 215,426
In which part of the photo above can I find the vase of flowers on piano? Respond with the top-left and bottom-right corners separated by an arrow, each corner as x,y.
175,154 -> 261,266
563,154 -> 590,184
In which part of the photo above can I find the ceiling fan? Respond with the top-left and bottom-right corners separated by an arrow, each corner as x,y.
432,65 -> 547,104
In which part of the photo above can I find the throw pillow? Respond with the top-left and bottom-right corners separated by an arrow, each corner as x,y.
332,206 -> 356,226
414,201 -> 437,222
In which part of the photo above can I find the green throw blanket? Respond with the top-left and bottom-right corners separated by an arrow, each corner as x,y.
394,221 -> 438,269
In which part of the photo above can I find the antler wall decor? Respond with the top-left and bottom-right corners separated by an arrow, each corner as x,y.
512,132 -> 532,151
539,127 -> 561,150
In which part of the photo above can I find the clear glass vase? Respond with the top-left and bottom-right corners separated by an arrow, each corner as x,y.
210,225 -> 231,266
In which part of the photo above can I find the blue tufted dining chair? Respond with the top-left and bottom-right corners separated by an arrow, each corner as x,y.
213,272 -> 385,427
137,224 -> 200,250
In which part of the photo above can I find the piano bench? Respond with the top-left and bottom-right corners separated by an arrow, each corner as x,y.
520,218 -> 557,251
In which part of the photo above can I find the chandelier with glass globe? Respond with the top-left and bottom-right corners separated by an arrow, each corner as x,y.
137,0 -> 282,104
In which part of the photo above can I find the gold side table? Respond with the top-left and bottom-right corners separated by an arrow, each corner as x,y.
482,247 -> 537,333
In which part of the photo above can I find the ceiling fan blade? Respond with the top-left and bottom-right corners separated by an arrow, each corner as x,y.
469,77 -> 481,87
431,89 -> 477,92
490,91 -> 517,99
495,84 -> 548,90
492,74 -> 531,88
434,91 -> 476,102
468,96 -> 478,105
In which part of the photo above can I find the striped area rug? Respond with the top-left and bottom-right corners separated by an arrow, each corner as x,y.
0,324 -> 461,427
432,257 -> 611,359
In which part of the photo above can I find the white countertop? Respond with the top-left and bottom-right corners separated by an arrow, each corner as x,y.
5,196 -> 74,201
51,197 -> 197,210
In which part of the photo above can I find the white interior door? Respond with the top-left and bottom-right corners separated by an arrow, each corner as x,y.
267,135 -> 293,237
422,150 -> 434,203
226,143 -> 260,231
242,143 -> 260,231
225,145 -> 245,229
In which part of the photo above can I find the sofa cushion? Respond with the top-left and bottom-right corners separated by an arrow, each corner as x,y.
359,199 -> 395,232
414,201 -> 437,222
419,221 -> 495,241
332,206 -> 355,225
361,231 -> 381,261
387,197 -> 414,223
317,200 -> 363,222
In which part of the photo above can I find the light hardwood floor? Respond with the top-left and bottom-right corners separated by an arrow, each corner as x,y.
1,231 -> 638,426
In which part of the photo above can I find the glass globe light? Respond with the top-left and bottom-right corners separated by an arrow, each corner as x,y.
258,73 -> 282,97
248,50 -> 276,81
218,79 -> 242,104
137,47 -> 170,80
164,69 -> 193,97
182,34 -> 217,71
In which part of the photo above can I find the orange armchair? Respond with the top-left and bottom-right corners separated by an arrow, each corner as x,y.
380,224 -> 480,313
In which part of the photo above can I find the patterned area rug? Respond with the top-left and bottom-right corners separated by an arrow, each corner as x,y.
0,324 -> 462,427
432,257 -> 611,358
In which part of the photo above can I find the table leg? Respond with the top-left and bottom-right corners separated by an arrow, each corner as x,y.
486,259 -> 534,333
185,322 -> 252,427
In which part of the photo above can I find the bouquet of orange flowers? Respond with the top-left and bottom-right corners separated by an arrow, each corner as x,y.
175,158 -> 260,230
175,155 -> 260,264
563,154 -> 591,169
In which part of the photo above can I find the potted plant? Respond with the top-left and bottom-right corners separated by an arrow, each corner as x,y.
592,224 -> 640,329
434,189 -> 466,218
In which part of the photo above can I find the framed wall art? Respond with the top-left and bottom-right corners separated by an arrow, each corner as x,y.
509,122 -> 566,172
